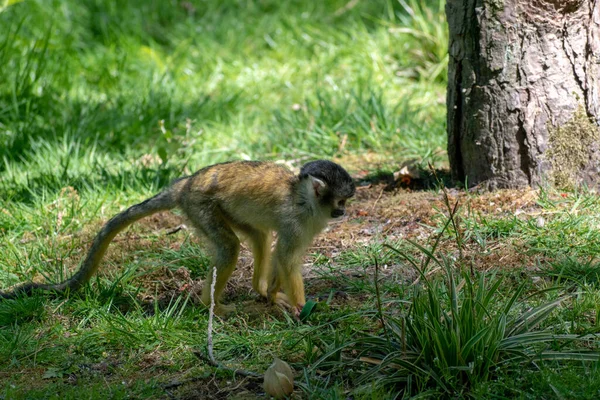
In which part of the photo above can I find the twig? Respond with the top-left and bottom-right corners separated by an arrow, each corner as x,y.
193,351 -> 261,378
411,266 -> 442,286
369,187 -> 385,212
334,0 -> 359,16
163,375 -> 203,390
382,220 -> 399,236
428,163 -> 468,273
167,224 -> 187,235
373,258 -> 389,341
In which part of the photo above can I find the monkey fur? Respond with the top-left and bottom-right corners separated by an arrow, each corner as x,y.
1,160 -> 355,315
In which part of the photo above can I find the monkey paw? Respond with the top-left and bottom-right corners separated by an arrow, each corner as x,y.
273,293 -> 303,318
216,303 -> 236,316
201,300 -> 236,316
253,280 -> 269,298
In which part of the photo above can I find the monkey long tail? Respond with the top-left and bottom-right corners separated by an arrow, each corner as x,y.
0,188 -> 178,300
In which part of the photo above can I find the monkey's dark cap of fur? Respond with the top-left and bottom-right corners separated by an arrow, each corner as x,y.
299,160 -> 355,198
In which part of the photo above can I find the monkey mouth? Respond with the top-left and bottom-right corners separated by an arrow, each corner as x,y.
331,210 -> 345,218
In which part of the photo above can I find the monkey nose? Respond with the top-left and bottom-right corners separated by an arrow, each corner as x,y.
331,209 -> 345,218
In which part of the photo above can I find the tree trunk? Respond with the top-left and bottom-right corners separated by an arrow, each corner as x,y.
446,0 -> 600,189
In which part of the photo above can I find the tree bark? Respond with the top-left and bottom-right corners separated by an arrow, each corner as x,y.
446,0 -> 600,189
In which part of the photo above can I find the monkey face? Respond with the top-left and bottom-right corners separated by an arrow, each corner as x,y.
330,198 -> 347,218
301,160 -> 355,220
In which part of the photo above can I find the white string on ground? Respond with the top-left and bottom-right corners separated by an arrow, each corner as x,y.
207,266 -> 217,363
203,266 -> 260,378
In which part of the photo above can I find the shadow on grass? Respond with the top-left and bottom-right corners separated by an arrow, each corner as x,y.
359,166 -> 453,191
1,164 -> 184,205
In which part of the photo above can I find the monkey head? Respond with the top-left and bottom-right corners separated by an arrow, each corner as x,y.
299,160 -> 355,219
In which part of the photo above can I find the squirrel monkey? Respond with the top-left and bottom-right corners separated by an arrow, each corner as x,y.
1,160 -> 355,315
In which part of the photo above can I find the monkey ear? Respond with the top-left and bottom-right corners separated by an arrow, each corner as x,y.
310,176 -> 327,197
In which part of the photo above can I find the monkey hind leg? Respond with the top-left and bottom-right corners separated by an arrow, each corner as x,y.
243,229 -> 272,298
184,206 -> 240,314
202,236 -> 240,314
202,237 -> 240,312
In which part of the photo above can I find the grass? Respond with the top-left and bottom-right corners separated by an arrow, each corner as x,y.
346,234 -> 599,397
2,0 -> 600,398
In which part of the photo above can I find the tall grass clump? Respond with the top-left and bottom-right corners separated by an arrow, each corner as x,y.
348,204 -> 600,397
542,257 -> 600,287
389,0 -> 448,84
357,258 -> 600,397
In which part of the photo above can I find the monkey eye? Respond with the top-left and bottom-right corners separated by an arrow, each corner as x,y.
338,199 -> 346,207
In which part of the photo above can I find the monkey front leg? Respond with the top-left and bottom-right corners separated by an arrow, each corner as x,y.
268,268 -> 305,316
268,238 -> 307,315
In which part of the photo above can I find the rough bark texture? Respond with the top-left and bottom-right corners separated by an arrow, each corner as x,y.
446,0 -> 600,189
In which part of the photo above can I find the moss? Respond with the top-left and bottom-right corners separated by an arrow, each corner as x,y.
547,107 -> 600,189
487,0 -> 505,12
